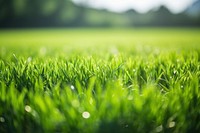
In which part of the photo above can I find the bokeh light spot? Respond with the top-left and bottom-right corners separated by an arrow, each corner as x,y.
70,85 -> 75,90
155,125 -> 163,132
82,111 -> 90,119
25,105 -> 32,113
169,121 -> 176,128
0,117 -> 5,122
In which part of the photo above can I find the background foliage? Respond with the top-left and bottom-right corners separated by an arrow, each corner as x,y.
0,0 -> 200,27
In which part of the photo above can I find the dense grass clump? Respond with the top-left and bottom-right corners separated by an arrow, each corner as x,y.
0,28 -> 200,133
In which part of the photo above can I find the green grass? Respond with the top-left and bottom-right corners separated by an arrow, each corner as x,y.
0,28 -> 200,133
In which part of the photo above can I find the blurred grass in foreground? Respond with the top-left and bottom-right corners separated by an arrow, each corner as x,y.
0,28 -> 200,133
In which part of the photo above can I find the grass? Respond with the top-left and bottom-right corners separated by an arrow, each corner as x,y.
0,28 -> 200,133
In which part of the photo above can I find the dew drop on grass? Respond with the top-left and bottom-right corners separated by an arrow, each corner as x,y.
27,57 -> 32,63
173,70 -> 177,75
155,125 -> 163,132
0,117 -> 5,122
181,85 -> 184,89
70,85 -> 75,90
169,121 -> 176,128
25,105 -> 32,113
82,111 -> 90,119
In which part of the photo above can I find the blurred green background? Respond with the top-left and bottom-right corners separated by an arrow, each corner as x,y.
0,0 -> 200,28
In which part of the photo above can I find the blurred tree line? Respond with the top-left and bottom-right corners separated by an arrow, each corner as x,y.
0,0 -> 200,28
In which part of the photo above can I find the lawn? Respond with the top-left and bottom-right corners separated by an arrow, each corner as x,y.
0,28 -> 200,133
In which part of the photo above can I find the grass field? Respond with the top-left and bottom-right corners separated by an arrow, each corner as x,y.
0,28 -> 200,133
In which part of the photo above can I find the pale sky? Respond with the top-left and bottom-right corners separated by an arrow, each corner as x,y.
73,0 -> 195,13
